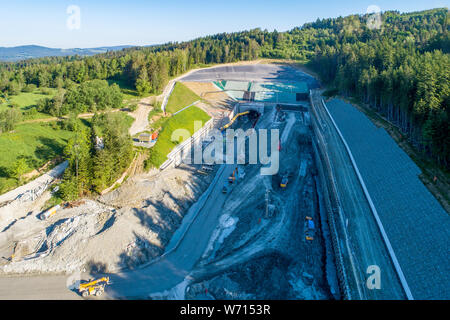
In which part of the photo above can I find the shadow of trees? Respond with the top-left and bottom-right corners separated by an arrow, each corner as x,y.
86,260 -> 108,274
35,136 -> 65,161
0,166 -> 9,178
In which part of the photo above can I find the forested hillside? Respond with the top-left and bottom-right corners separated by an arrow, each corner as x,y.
0,8 -> 448,167
58,112 -> 134,200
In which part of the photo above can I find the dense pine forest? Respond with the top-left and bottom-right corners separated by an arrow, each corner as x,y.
0,8 -> 448,168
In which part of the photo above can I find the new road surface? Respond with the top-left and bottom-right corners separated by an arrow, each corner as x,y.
310,90 -> 405,299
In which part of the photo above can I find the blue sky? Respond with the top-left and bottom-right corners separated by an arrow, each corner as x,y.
0,0 -> 448,48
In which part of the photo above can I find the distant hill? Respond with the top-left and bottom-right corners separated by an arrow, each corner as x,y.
0,45 -> 134,62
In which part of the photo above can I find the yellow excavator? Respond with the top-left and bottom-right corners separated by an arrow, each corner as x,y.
220,111 -> 250,131
228,167 -> 239,184
78,277 -> 110,297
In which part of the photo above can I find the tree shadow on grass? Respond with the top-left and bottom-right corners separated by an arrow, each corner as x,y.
80,118 -> 91,128
0,166 -> 9,178
16,154 -> 39,171
34,137 -> 65,161
22,104 -> 37,111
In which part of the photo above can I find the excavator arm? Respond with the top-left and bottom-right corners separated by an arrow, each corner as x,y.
78,277 -> 110,297
220,111 -> 250,131
79,277 -> 110,290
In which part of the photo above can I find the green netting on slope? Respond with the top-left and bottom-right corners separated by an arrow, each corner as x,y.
215,80 -> 308,103
250,82 -> 308,93
224,90 -> 245,100
254,92 -> 298,103
223,81 -> 249,91
213,80 -> 227,90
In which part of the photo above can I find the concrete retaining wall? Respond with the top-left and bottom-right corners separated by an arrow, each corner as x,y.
160,118 -> 216,170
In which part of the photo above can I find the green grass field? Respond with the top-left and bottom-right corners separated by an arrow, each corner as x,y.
0,89 -> 56,120
0,122 -> 77,193
165,82 -> 201,114
1,81 -> 143,122
148,106 -> 211,167
0,111 -> 134,194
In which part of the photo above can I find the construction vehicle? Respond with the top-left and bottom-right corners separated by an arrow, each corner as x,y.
220,111 -> 250,131
201,165 -> 214,173
280,176 -> 289,188
197,165 -> 213,175
279,171 -> 292,188
228,167 -> 238,184
222,185 -> 229,194
78,277 -> 110,297
151,131 -> 159,143
40,204 -> 61,220
305,216 -> 315,241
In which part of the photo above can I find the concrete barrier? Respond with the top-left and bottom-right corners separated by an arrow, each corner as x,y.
160,118 -> 216,171
161,81 -> 176,114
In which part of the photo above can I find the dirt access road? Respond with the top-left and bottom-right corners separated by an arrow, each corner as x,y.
0,274 -> 81,300
128,96 -> 153,136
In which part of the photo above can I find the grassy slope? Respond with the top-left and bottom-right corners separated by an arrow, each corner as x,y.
0,112 -> 134,194
148,106 -> 211,167
0,122 -> 76,192
165,82 -> 201,114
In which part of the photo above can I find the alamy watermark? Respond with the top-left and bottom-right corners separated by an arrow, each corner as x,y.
366,265 -> 381,290
171,121 -> 280,176
67,5 -> 81,30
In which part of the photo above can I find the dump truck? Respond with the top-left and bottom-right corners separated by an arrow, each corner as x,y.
222,185 -> 229,194
305,216 -> 315,241
78,277 -> 110,297
280,176 -> 289,188
279,171 -> 292,188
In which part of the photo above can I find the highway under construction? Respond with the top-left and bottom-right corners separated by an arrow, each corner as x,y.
0,63 -> 448,300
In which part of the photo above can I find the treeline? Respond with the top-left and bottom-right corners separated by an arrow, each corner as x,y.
0,8 -> 448,166
37,79 -> 123,117
304,9 -> 449,167
0,31 -> 265,97
58,113 -> 133,200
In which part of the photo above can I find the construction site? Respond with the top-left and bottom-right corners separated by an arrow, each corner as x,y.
0,63 -> 448,300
